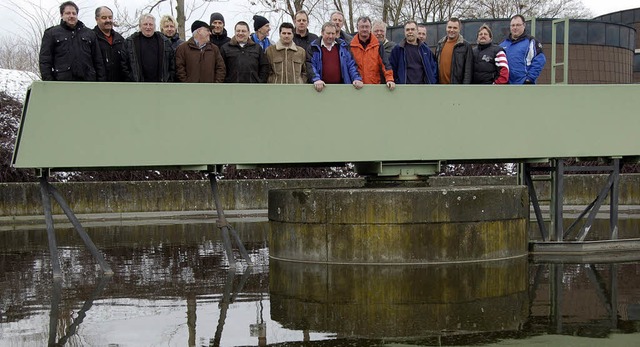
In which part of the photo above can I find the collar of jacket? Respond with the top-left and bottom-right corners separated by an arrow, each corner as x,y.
61,19 -> 85,31
187,37 -> 211,50
311,37 -> 346,49
508,30 -> 531,44
93,26 -> 123,41
230,36 -> 256,46
294,30 -> 310,39
212,28 -> 228,38
438,33 -> 466,46
275,40 -> 298,51
350,33 -> 379,49
398,38 -> 423,48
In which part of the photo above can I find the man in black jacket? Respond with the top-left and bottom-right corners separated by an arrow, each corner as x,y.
93,6 -> 129,82
292,10 -> 318,53
209,12 -> 230,48
219,21 -> 269,83
39,1 -> 105,81
435,17 -> 473,84
125,13 -> 175,82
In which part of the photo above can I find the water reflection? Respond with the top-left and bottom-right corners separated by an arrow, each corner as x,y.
48,276 -> 110,346
270,259 -> 529,341
0,221 -> 639,346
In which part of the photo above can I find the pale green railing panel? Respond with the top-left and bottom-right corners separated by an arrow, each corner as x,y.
11,82 -> 640,170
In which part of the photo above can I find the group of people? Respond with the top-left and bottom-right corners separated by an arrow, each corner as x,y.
39,1 -> 547,90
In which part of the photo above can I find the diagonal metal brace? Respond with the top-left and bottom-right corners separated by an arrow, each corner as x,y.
40,177 -> 62,278
40,176 -> 112,276
524,164 -> 549,241
208,173 -> 252,266
575,173 -> 615,241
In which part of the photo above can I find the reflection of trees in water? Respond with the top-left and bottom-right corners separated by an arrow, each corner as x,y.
0,223 -> 269,324
528,262 -> 640,337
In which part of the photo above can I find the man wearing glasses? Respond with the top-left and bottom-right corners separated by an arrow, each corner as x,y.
499,14 -> 546,84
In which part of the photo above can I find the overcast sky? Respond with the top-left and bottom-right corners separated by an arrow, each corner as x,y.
0,0 -> 638,41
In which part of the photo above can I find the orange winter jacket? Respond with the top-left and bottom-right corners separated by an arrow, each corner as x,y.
349,34 -> 394,84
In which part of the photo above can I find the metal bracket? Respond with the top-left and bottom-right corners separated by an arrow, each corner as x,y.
524,158 -> 621,242
39,177 -> 113,277
208,173 -> 252,266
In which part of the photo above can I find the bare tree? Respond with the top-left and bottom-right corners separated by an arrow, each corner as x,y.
0,0 -> 59,74
460,0 -> 592,19
251,0 -> 329,32
0,37 -> 38,73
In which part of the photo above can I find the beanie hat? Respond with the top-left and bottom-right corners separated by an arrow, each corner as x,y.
253,15 -> 269,31
191,20 -> 209,33
210,12 -> 224,24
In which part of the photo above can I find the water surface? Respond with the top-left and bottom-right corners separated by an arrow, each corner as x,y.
1,220 -> 639,346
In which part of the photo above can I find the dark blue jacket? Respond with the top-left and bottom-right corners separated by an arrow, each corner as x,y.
389,39 -> 438,84
306,38 -> 361,84
499,32 -> 546,84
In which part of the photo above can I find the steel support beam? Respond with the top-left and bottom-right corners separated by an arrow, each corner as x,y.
526,158 -> 621,244
208,173 -> 252,266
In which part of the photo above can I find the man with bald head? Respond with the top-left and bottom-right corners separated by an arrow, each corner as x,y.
93,6 -> 129,81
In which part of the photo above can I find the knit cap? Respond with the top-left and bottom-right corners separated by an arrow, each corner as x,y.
209,12 -> 224,24
253,15 -> 269,31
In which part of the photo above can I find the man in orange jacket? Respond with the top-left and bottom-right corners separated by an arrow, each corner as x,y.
349,16 -> 395,90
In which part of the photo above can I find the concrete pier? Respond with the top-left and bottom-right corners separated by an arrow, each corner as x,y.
269,186 -> 529,264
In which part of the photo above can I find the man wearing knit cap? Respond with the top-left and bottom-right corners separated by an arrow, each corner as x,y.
209,12 -> 230,47
251,15 -> 272,51
175,20 -> 226,83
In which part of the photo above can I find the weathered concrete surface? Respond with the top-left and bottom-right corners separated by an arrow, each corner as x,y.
1,174 -> 638,218
269,258 -> 528,337
0,179 -> 364,217
269,186 -> 528,263
431,174 -> 640,205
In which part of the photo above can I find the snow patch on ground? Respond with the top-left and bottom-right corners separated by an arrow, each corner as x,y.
0,68 -> 39,102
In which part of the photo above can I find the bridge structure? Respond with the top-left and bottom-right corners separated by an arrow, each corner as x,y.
11,82 -> 640,274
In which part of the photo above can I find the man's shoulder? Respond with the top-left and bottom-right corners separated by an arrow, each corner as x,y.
43,24 -> 65,35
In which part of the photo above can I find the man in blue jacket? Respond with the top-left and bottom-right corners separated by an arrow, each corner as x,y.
306,22 -> 363,92
389,20 -> 438,84
500,14 -> 546,84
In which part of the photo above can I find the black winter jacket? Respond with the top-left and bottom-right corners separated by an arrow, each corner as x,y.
93,27 -> 129,82
293,30 -> 318,53
210,29 -> 231,48
472,43 -> 504,84
167,33 -> 184,51
220,37 -> 269,83
125,32 -> 175,82
39,20 -> 106,81
435,34 -> 473,84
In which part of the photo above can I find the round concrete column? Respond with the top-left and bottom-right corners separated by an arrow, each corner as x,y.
269,186 -> 528,264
